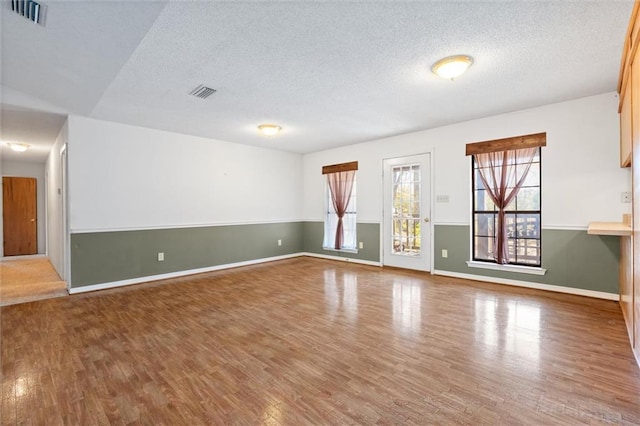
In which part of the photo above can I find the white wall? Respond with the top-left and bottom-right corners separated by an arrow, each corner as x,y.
68,116 -> 303,232
1,160 -> 47,253
0,158 -> 3,257
303,92 -> 630,228
46,121 -> 68,278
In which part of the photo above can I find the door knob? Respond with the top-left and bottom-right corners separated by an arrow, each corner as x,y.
424,217 -> 430,223
30,219 -> 35,222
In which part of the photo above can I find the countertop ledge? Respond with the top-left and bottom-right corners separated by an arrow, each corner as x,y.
588,214 -> 632,236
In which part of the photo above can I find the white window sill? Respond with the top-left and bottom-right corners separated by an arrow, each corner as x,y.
466,261 -> 546,276
323,247 -> 359,254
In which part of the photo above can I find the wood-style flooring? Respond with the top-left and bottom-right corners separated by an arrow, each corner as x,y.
0,257 -> 67,306
2,257 -> 640,424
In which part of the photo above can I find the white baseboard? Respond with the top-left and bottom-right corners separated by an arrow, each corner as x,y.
68,254 -> 613,302
432,269 -> 619,301
68,253 -> 304,294
301,252 -> 382,267
69,253 -> 381,295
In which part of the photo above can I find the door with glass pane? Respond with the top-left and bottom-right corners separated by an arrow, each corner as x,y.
383,154 -> 431,271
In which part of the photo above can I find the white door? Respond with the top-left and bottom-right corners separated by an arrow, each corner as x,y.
383,154 -> 431,271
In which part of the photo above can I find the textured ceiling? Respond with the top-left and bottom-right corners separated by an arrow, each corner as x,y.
1,0 -> 167,115
0,1 -> 634,156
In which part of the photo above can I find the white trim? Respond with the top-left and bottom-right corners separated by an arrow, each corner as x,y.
433,222 -> 468,226
69,253 -> 303,294
542,225 -> 588,231
379,159 -> 385,267
70,219 -> 305,234
430,148 -> 436,280
302,252 -> 382,267
61,142 -> 70,287
1,254 -> 47,261
304,217 -> 325,222
466,260 -> 547,275
432,269 -> 619,301
321,247 -> 359,254
44,165 -> 49,258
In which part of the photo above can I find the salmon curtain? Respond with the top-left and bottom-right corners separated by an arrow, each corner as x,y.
327,170 -> 356,249
474,147 -> 538,264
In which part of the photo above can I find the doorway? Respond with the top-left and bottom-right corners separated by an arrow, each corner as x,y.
382,153 -> 431,271
3,176 -> 37,256
1,163 -> 68,305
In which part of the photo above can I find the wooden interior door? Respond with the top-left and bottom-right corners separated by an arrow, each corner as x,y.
2,177 -> 37,256
632,54 -> 640,360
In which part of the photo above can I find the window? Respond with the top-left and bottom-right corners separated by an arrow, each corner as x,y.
466,133 -> 545,267
322,162 -> 358,251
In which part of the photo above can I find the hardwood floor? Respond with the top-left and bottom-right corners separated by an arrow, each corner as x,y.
0,257 -> 67,306
2,257 -> 640,424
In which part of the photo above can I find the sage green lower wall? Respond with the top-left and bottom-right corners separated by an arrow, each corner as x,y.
302,222 -> 380,263
71,221 -> 617,294
70,222 -> 303,288
434,225 -> 620,294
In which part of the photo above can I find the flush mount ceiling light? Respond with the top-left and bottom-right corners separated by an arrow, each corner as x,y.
258,124 -> 282,137
6,142 -> 30,152
432,55 -> 473,80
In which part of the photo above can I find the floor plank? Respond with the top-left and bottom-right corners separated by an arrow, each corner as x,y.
2,257 -> 640,424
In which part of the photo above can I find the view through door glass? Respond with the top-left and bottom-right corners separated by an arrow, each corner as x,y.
392,164 -> 421,256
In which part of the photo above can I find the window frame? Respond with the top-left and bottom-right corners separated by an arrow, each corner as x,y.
471,147 -> 542,267
323,173 -> 357,252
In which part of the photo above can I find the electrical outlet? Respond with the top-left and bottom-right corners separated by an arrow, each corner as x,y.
442,249 -> 448,258
359,242 -> 364,249
277,239 -> 282,246
158,252 -> 164,262
436,195 -> 450,203
622,192 -> 632,203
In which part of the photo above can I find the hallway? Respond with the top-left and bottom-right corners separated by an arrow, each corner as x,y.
0,257 -> 67,306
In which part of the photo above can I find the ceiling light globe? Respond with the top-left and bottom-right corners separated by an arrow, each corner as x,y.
7,143 -> 30,152
258,124 -> 282,137
432,55 -> 473,80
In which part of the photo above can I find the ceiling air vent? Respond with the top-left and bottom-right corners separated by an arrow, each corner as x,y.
11,0 -> 47,26
189,85 -> 217,99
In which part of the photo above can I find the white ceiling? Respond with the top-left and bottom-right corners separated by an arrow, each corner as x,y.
0,0 -> 634,158
0,105 -> 66,162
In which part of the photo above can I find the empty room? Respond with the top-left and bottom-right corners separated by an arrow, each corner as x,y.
2,0 -> 640,424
